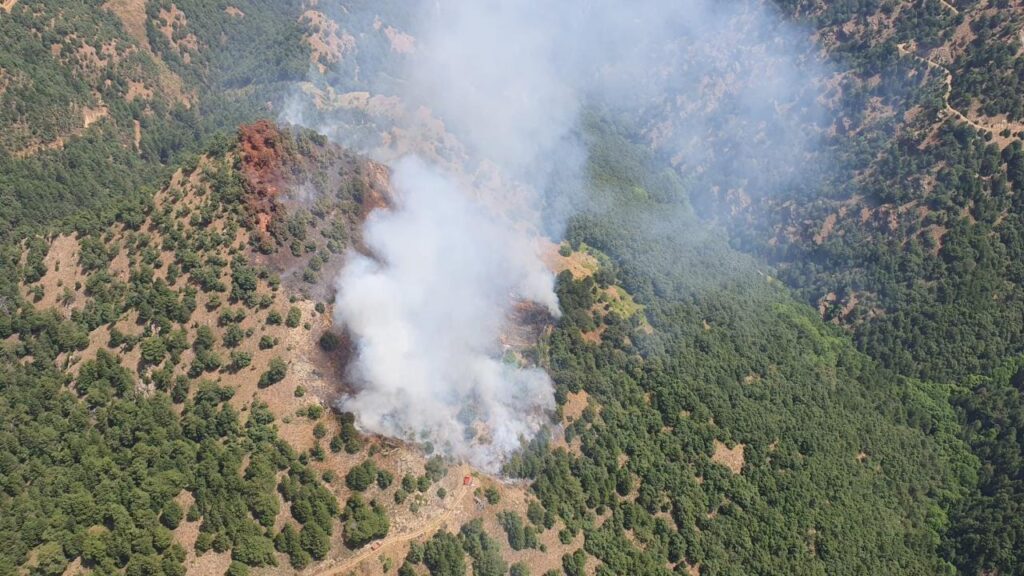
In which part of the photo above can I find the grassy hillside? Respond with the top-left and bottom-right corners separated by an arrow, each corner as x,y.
0,0 -> 316,240
0,118 -> 982,576
0,124 -> 453,575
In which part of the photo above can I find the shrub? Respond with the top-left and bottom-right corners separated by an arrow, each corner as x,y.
342,495 -> 389,548
318,331 -> 341,352
258,357 -> 287,388
285,306 -> 302,328
346,459 -> 377,491
230,350 -> 252,371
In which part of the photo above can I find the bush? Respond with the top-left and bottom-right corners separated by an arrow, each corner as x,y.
230,350 -> 252,371
342,495 -> 389,548
318,331 -> 341,351
346,459 -> 377,491
484,487 -> 500,504
423,531 -> 465,576
258,357 -> 287,387
231,530 -> 277,567
497,511 -> 538,551
223,324 -> 244,348
141,335 -> 167,364
161,500 -> 184,529
286,306 -> 302,328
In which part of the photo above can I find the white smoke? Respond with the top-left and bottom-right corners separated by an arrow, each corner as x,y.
299,0 -> 824,467
334,157 -> 558,469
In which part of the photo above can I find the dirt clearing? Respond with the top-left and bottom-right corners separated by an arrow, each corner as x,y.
712,440 -> 745,474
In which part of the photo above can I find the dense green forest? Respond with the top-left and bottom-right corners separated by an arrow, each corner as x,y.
507,116 -> 977,575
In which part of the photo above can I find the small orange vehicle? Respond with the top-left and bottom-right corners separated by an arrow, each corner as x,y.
463,475 -> 472,486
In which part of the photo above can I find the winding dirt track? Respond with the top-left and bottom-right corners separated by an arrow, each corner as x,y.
938,0 -> 959,15
895,0 -> 1024,142
897,44 -> 979,129
310,464 -> 473,576
897,42 -> 1022,140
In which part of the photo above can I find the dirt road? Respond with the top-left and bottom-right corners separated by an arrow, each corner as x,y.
893,0 -> 1024,144
896,43 -> 1021,142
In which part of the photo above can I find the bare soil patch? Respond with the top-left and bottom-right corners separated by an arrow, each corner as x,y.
103,0 -> 190,105
157,5 -> 199,60
302,10 -> 356,73
21,235 -> 86,313
383,26 -> 415,54
712,440 -> 745,474
538,240 -> 598,279
562,390 -> 591,425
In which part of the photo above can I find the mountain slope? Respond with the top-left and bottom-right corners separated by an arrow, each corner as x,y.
2,1 -> 1024,575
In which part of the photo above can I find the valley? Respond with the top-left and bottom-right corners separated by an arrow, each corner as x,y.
2,1 -> 1024,576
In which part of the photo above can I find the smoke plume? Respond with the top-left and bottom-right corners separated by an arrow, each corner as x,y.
288,0 -> 824,466
334,158 -> 558,469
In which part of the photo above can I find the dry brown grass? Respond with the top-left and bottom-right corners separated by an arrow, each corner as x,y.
711,440 -> 745,475
538,240 -> 598,280
82,105 -> 108,128
59,557 -> 83,576
103,0 -> 148,46
309,463 -> 476,576
13,102 -> 109,158
103,0 -> 190,105
172,491 -> 199,556
302,10 -> 356,73
561,390 -> 590,424
157,5 -> 199,58
383,26 -> 415,54
476,481 -> 586,576
813,213 -> 838,245
581,327 -> 605,344
21,235 -> 86,313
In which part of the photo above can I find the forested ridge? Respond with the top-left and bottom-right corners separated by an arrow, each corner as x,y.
2,0 -> 1024,575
